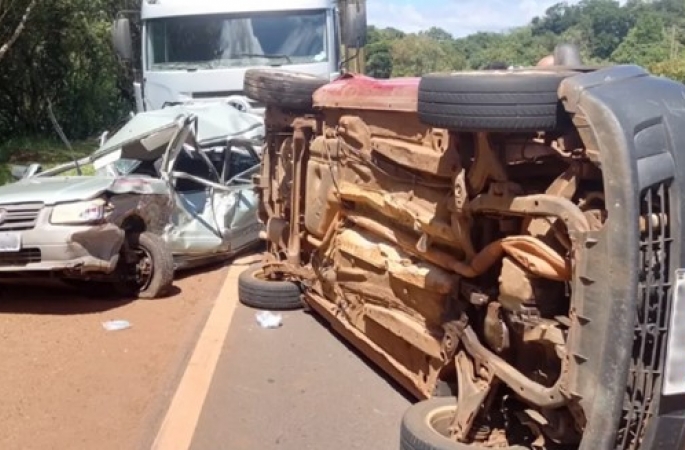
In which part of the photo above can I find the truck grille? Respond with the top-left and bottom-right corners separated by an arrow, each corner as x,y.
0,203 -> 43,231
616,182 -> 673,449
0,248 -> 41,266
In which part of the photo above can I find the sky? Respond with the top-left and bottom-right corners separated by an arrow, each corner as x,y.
366,0 -> 625,38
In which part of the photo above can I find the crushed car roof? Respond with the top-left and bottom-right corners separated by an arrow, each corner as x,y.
96,102 -> 265,161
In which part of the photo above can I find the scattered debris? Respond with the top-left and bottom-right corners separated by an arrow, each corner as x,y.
102,320 -> 132,331
255,311 -> 282,329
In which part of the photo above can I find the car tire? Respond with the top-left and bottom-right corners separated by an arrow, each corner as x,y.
400,397 -> 527,450
417,69 -> 580,133
244,68 -> 328,111
238,263 -> 303,310
118,231 -> 175,299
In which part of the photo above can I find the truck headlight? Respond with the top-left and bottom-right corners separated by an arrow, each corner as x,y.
50,198 -> 107,225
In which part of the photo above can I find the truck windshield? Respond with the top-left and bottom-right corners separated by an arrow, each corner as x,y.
146,10 -> 328,71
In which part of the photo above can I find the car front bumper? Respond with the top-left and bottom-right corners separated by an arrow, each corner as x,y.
0,223 -> 124,273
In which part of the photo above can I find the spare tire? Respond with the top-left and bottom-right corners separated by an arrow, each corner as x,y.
238,263 -> 304,310
417,69 -> 580,133
400,397 -> 528,450
244,68 -> 328,111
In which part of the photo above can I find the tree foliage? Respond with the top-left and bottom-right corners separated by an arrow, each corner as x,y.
366,0 -> 685,82
0,0 -> 683,151
0,0 -> 135,142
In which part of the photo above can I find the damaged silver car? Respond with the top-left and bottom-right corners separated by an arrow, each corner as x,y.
3,102 -> 263,298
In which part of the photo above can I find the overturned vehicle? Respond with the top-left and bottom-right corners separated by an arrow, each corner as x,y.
241,53 -> 685,449
3,102 -> 263,297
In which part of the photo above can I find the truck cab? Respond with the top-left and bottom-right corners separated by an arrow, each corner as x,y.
111,0 -> 366,114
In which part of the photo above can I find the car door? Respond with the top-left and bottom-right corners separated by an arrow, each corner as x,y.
215,149 -> 262,253
164,139 -> 261,258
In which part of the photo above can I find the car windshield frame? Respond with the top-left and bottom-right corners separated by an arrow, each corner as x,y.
145,9 -> 329,71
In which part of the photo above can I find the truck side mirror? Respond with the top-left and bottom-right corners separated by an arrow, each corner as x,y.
342,0 -> 367,49
112,17 -> 133,61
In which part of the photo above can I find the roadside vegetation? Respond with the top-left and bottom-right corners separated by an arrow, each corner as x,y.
365,0 -> 685,81
0,0 -> 682,182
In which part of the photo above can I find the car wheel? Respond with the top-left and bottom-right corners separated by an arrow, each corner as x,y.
117,231 -> 175,299
238,263 -> 303,310
417,69 -> 582,133
400,397 -> 527,450
244,68 -> 328,111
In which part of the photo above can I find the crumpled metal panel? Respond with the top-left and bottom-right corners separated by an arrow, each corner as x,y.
163,184 -> 260,254
107,176 -> 170,196
312,73 -> 421,112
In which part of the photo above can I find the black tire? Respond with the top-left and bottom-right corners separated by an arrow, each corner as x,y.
117,231 -> 175,299
238,263 -> 303,310
243,68 -> 328,110
417,69 -> 580,133
400,397 -> 527,450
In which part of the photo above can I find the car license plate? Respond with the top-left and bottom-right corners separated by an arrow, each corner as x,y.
0,232 -> 21,252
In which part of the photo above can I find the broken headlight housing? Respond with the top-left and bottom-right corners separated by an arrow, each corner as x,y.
50,198 -> 107,225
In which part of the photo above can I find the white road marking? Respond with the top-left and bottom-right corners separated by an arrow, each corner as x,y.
151,262 -> 246,450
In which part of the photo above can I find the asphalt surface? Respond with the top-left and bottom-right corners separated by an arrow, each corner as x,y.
189,302 -> 413,450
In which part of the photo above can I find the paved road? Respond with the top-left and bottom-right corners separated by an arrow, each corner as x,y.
189,302 -> 412,450
0,264 -> 228,450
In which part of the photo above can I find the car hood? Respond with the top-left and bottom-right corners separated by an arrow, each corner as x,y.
0,175 -> 165,205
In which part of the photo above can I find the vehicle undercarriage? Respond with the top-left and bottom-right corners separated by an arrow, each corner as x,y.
246,62 -> 685,449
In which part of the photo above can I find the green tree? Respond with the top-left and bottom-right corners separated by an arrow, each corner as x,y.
650,57 -> 685,83
366,40 -> 393,78
612,13 -> 670,66
420,27 -> 453,42
578,0 -> 634,60
0,0 -> 37,62
390,34 -> 466,77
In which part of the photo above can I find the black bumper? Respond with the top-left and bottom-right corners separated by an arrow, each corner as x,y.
641,410 -> 685,450
559,66 -> 685,450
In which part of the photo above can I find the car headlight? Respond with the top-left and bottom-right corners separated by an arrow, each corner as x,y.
50,198 -> 107,225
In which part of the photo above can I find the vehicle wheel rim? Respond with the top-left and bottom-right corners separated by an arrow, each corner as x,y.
132,245 -> 154,291
426,405 -> 458,439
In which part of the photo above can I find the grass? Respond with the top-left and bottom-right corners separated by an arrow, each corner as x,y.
0,137 -> 99,184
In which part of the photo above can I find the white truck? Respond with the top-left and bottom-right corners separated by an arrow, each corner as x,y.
111,0 -> 366,114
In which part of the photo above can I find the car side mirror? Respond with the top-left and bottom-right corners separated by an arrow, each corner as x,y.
341,0 -> 367,49
112,17 -> 133,61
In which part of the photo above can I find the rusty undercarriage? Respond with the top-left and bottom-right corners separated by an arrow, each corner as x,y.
244,60 -> 685,450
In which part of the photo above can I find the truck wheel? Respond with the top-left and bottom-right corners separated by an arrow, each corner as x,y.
417,69 -> 580,133
238,263 -> 303,310
400,397 -> 527,450
117,231 -> 175,299
244,69 -> 328,111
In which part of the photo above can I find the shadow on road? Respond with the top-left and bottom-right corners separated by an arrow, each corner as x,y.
0,247 -> 263,315
0,281 -> 136,315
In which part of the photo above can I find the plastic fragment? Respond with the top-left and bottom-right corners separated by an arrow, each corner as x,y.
255,311 -> 283,329
102,320 -> 131,331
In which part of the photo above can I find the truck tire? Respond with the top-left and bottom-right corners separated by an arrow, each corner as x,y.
417,69 -> 580,133
400,397 -> 527,450
244,69 -> 328,111
238,263 -> 303,310
118,231 -> 175,299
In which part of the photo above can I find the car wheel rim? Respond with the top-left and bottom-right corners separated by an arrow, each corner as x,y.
132,246 -> 154,290
426,405 -> 458,439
